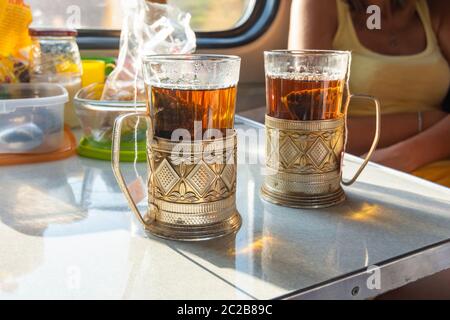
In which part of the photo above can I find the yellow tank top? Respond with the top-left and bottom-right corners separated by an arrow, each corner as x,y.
333,0 -> 450,116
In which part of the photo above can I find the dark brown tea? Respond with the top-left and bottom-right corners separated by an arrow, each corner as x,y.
266,75 -> 345,121
148,85 -> 237,140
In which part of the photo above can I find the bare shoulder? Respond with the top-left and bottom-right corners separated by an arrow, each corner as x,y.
428,0 -> 450,62
428,0 -> 450,33
289,0 -> 338,50
293,0 -> 338,12
292,0 -> 338,22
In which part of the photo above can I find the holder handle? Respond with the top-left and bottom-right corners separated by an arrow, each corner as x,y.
342,94 -> 381,186
112,112 -> 152,227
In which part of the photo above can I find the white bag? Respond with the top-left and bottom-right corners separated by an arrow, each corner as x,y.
101,0 -> 196,101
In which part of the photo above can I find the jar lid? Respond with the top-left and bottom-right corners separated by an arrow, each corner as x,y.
29,28 -> 78,37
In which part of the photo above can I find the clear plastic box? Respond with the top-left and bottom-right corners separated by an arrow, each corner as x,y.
0,83 -> 68,154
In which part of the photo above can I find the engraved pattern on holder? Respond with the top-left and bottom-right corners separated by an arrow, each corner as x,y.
147,132 -> 240,230
262,115 -> 347,208
266,115 -> 345,174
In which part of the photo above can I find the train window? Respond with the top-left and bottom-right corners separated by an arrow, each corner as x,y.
26,0 -> 279,49
28,0 -> 256,32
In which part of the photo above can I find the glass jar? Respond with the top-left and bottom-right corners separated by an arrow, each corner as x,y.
29,28 -> 83,128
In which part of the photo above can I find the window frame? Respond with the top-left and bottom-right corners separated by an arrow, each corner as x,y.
76,0 -> 280,50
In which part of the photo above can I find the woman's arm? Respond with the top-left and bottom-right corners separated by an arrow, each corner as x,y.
429,0 -> 450,63
347,110 -> 447,155
288,0 -> 338,49
368,115 -> 450,172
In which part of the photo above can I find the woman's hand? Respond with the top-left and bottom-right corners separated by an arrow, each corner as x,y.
347,110 -> 448,155
366,144 -> 417,173
365,115 -> 450,173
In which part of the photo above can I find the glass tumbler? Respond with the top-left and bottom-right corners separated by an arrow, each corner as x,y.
112,54 -> 242,241
262,50 -> 381,208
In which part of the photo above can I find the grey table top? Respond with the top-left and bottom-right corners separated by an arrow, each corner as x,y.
1,116 -> 449,300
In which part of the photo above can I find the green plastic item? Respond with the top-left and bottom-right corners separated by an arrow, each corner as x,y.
0,87 -> 9,99
77,137 -> 147,162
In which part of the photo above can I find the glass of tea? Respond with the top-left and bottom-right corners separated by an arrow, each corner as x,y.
144,55 -> 240,140
262,50 -> 381,208
112,55 -> 242,241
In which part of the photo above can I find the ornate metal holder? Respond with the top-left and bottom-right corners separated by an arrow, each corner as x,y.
145,133 -> 241,241
112,112 -> 241,241
262,115 -> 346,208
263,50 -> 381,209
262,108 -> 380,209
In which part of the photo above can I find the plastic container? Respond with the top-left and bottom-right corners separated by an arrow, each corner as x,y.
0,83 -> 68,154
29,28 -> 83,128
0,127 -> 77,166
74,83 -> 147,162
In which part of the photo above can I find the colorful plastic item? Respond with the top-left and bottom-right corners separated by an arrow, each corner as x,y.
0,0 -> 32,84
0,0 -> 32,58
82,56 -> 116,76
77,137 -> 146,162
81,60 -> 106,87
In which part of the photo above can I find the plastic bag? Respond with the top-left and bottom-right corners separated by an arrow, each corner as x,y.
0,0 -> 32,83
101,0 -> 196,101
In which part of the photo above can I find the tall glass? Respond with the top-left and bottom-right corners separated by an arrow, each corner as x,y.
112,55 -> 242,241
144,55 -> 240,140
262,50 -> 381,208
